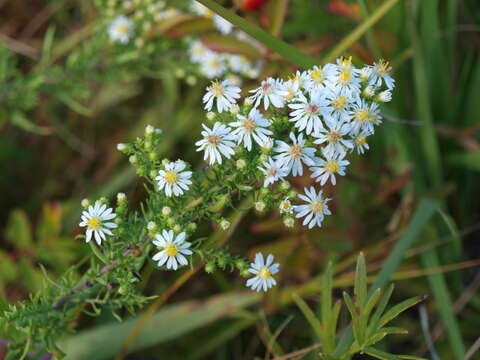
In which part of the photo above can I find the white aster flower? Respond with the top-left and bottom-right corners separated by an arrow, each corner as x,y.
152,230 -> 192,270
248,78 -> 284,110
195,122 -> 236,165
305,64 -> 337,90
274,132 -> 317,176
294,187 -> 331,229
189,40 -> 211,63
203,79 -> 241,113
230,108 -> 272,151
190,0 -> 213,17
155,160 -> 192,197
258,157 -> 289,187
353,130 -> 371,154
108,15 -> 134,44
324,84 -> 354,122
377,90 -> 392,103
369,60 -> 395,90
246,253 -> 280,292
331,56 -> 360,92
213,14 -> 233,34
79,201 -> 117,245
278,78 -> 300,102
279,199 -> 294,214
349,99 -> 381,134
200,52 -> 227,79
313,120 -> 354,157
288,89 -> 328,135
227,55 -> 252,74
310,152 -> 349,186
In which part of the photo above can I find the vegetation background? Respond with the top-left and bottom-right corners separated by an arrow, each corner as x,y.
0,0 -> 479,359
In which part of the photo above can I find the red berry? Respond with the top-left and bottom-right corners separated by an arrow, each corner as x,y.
242,0 -> 269,11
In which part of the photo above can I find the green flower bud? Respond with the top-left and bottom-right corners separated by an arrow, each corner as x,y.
205,261 -> 216,274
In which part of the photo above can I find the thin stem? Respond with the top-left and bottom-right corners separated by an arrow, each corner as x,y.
89,240 -> 108,264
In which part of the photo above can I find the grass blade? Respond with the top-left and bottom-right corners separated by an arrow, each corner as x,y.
197,0 -> 317,69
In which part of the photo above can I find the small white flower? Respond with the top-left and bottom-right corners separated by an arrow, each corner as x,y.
305,64 -> 337,90
246,253 -> 280,292
189,40 -> 210,63
195,122 -> 236,165
147,221 -> 156,231
213,14 -> 233,34
248,78 -> 284,110
203,79 -> 241,113
108,16 -> 134,44
313,120 -> 353,157
278,78 -> 300,102
117,192 -> 126,202
162,206 -> 172,216
155,160 -> 192,197
288,89 -> 328,135
258,157 -> 289,187
331,56 -> 360,92
283,216 -> 295,228
369,60 -> 395,90
324,84 -> 353,122
353,130 -> 371,154
200,52 -> 227,79
274,132 -> 317,176
377,90 -> 392,103
294,187 -> 331,229
152,230 -> 192,270
349,99 -> 381,135
279,199 -> 293,214
227,55 -> 252,74
230,108 -> 272,151
310,152 -> 349,186
190,0 -> 213,17
79,201 -> 117,245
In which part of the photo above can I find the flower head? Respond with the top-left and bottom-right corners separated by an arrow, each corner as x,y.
258,157 -> 289,187
313,120 -> 353,157
288,89 -> 328,135
369,60 -> 395,90
108,16 -> 133,44
279,199 -> 294,214
152,230 -> 192,270
213,14 -> 233,34
310,152 -> 349,186
248,78 -> 284,110
79,201 -> 117,245
196,122 -> 236,165
246,253 -> 280,292
230,108 -> 272,151
294,187 -> 331,229
200,52 -> 227,79
203,79 -> 241,113
155,160 -> 192,197
274,132 -> 317,176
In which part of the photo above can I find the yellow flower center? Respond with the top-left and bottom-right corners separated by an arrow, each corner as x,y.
355,109 -> 369,123
325,160 -> 340,173
311,69 -> 324,83
376,61 -> 392,77
355,136 -> 366,146
338,69 -> 351,84
280,201 -> 292,211
290,145 -> 303,159
210,81 -> 224,97
259,266 -> 272,280
165,244 -> 179,257
333,96 -> 347,109
116,24 -> 129,35
284,88 -> 295,100
310,200 -> 325,214
87,217 -> 102,230
164,171 -> 177,184
209,58 -> 220,69
328,131 -> 341,143
207,135 -> 219,146
243,118 -> 256,133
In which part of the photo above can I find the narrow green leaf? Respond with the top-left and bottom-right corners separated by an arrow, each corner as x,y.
199,34 -> 262,59
40,26 -> 56,66
334,198 -> 438,356
365,347 -> 400,360
367,284 -> 394,337
269,0 -> 289,37
354,253 -> 367,309
321,262 -> 335,353
11,111 -> 52,135
343,291 -> 362,345
447,150 -> 480,172
398,356 -> 428,360
61,292 -> 260,360
292,293 -> 323,343
379,296 -> 425,328
363,288 -> 382,322
197,0 -> 317,69
322,0 -> 401,63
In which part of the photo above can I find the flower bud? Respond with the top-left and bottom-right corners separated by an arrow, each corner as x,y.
167,218 -> 175,226
147,221 -> 156,231
173,224 -> 182,233
206,112 -> 216,121
129,155 -> 138,164
236,159 -> 247,169
217,255 -> 228,269
117,192 -> 127,203
280,181 -> 291,191
186,75 -> 197,86
205,261 -> 216,274
283,216 -> 295,228
81,199 -> 90,208
219,219 -> 230,230
229,104 -> 240,114
117,143 -> 127,152
162,206 -> 172,216
175,68 -> 185,78
255,201 -> 266,212
145,125 -> 155,136
187,222 -> 197,232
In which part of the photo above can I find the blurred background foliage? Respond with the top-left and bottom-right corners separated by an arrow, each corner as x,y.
0,0 -> 480,359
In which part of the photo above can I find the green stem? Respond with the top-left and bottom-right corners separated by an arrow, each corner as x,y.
89,240 -> 109,264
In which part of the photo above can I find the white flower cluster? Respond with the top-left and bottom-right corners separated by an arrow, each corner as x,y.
188,1 -> 264,79
198,57 -> 394,229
